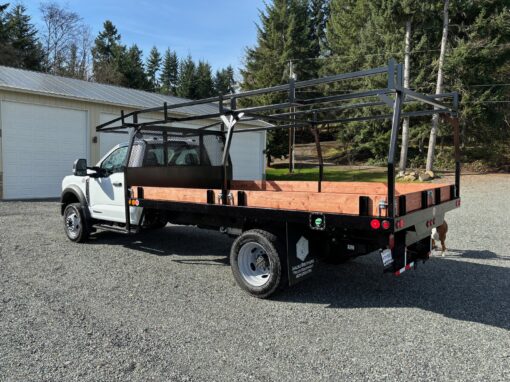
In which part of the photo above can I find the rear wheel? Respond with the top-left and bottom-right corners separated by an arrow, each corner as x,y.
63,203 -> 89,243
230,229 -> 286,299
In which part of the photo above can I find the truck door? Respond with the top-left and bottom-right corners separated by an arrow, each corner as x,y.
89,145 -> 128,223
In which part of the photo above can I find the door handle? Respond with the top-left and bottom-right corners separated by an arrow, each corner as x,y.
113,182 -> 123,187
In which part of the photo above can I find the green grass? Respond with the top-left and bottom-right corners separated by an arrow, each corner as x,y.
266,167 -> 388,182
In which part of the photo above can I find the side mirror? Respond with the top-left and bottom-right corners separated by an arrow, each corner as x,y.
73,158 -> 88,176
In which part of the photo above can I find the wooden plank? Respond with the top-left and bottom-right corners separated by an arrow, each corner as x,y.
231,180 -> 391,194
136,185 -> 389,216
440,186 -> 452,202
232,180 -> 454,196
240,190 -> 389,216
134,181 -> 455,217
140,187 -> 210,204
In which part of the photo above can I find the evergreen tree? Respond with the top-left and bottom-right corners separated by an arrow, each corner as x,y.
195,60 -> 215,98
214,65 -> 235,94
6,4 -> 43,70
323,0 -> 443,163
92,20 -> 124,84
444,0 -> 510,158
120,44 -> 149,90
146,46 -> 161,91
177,55 -> 196,99
309,0 -> 329,59
241,0 -> 316,162
160,48 -> 178,95
0,3 -> 16,66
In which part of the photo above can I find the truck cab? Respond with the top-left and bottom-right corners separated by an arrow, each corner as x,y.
61,135 -> 228,239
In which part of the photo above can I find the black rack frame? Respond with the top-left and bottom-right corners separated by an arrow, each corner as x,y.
97,59 -> 460,232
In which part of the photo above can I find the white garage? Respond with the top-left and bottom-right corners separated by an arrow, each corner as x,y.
0,66 -> 267,199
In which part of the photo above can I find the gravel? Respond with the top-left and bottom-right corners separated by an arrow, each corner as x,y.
1,174 -> 509,381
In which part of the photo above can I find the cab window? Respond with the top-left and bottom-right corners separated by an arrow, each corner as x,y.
101,146 -> 128,173
143,143 -> 210,166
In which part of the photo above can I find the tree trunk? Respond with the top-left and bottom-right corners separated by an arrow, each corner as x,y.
288,61 -> 295,173
426,0 -> 449,172
398,19 -> 412,174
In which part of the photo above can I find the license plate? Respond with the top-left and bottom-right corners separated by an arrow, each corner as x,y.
380,249 -> 393,267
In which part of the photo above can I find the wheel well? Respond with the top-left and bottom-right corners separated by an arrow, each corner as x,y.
61,192 -> 80,215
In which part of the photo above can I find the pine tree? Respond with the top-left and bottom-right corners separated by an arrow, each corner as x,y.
214,65 -> 235,94
146,46 -> 161,92
444,0 -> 510,157
309,0 -> 329,60
92,20 -> 124,84
177,55 -> 196,99
241,0 -> 317,162
323,0 -> 443,163
120,44 -> 149,90
160,48 -> 178,95
6,4 -> 43,70
195,60 -> 215,98
0,3 -> 16,66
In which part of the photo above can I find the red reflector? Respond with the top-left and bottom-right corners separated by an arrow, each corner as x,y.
370,219 -> 381,229
382,220 -> 391,230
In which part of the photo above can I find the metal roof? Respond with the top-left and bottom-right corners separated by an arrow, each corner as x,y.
0,65 -> 219,116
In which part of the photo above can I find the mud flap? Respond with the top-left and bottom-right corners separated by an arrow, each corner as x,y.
286,222 -> 316,286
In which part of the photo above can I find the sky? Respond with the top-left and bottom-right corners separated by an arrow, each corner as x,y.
22,0 -> 266,76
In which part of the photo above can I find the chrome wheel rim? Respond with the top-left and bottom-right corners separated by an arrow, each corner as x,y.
65,210 -> 80,239
238,242 -> 271,287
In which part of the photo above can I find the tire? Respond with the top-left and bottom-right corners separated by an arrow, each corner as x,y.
63,203 -> 89,243
230,229 -> 287,299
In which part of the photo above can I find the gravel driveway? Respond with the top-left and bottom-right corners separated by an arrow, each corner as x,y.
1,175 -> 509,381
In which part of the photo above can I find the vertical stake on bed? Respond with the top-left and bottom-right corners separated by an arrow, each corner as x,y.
311,112 -> 324,192
454,120 -> 461,198
124,113 -> 138,233
387,64 -> 404,219
445,114 -> 461,198
220,97 -> 237,204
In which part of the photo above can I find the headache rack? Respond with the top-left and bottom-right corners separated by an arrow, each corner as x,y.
97,59 -> 460,233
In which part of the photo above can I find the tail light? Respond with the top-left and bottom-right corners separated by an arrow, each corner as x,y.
382,220 -> 391,230
370,219 -> 381,230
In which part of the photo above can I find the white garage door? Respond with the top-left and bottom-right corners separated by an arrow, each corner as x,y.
1,102 -> 88,199
230,130 -> 265,180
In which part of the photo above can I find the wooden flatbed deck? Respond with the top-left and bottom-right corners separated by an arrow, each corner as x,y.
132,181 -> 454,217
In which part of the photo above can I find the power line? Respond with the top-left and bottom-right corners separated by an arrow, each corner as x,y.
288,43 -> 510,62
468,83 -> 510,87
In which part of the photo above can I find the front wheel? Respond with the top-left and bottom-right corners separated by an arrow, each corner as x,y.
230,229 -> 287,299
63,203 -> 89,243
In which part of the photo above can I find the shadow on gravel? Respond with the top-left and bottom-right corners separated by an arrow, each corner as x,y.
86,228 -> 509,330
276,252 -> 510,331
87,226 -> 232,266
446,248 -> 509,261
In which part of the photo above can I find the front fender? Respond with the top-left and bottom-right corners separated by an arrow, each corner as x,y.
60,185 -> 88,215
